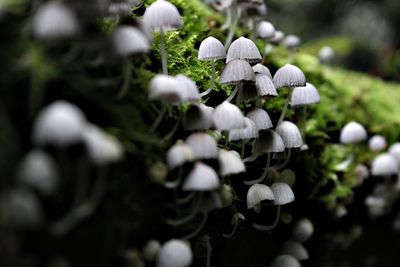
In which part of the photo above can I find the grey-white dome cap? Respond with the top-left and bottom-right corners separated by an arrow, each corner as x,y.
143,239 -> 161,262
218,149 -> 246,176
283,34 -> 301,49
247,184 -> 275,210
33,1 -> 79,40
273,64 -> 306,88
111,25 -> 151,57
291,83 -> 320,107
198,36 -> 226,61
213,101 -> 246,130
388,143 -> 400,163
220,59 -> 255,84
226,37 -> 262,63
252,64 -> 272,78
368,135 -> 387,152
166,140 -> 193,169
271,182 -> 295,205
175,74 -> 200,102
371,153 -> 398,177
183,162 -> 220,191
292,218 -> 314,242
156,239 -> 193,267
32,100 -> 86,147
252,129 -> 285,154
185,132 -> 218,160
148,74 -> 184,103
247,108 -> 273,131
270,30 -> 284,45
143,0 -> 182,32
281,239 -> 309,260
255,74 -> 278,96
339,121 -> 367,144
183,103 -> 214,130
319,46 -> 335,62
256,21 -> 275,39
269,254 -> 301,267
17,150 -> 59,195
276,121 -> 303,148
229,118 -> 259,141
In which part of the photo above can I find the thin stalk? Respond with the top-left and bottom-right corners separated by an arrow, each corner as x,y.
200,60 -> 216,97
205,235 -> 211,267
221,7 -> 233,30
223,219 -> 239,238
177,191 -> 196,204
182,212 -> 208,240
159,28 -> 168,75
150,106 -> 167,133
226,81 -> 241,102
243,153 -> 270,185
252,205 -> 281,231
240,140 -> 248,158
162,110 -> 183,142
243,152 -> 259,162
166,193 -> 202,226
275,148 -> 292,171
276,87 -> 293,127
224,2 -> 242,49
116,59 -> 132,99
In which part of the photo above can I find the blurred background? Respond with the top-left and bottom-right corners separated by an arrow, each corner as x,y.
267,0 -> 400,81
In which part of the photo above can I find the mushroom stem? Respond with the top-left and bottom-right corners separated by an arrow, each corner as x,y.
159,28 -> 168,75
177,191 -> 196,204
162,110 -> 183,142
226,81 -> 241,102
276,87 -> 293,127
200,60 -> 216,97
252,205 -> 281,231
166,193 -> 203,226
276,148 -> 292,171
221,6 -> 233,30
223,219 -> 239,238
225,2 -> 242,49
205,235 -> 211,267
50,166 -> 108,236
150,106 -> 167,133
243,153 -> 271,185
240,139 -> 249,158
116,59 -> 132,99
243,152 -> 260,162
181,212 -> 208,240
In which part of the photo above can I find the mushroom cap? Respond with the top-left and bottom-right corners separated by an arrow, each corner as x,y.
143,0 -> 182,32
229,118 -> 259,141
32,100 -> 86,147
210,0 -> 233,11
276,121 -> 303,148
156,239 -> 193,267
283,34 -> 301,49
182,162 -> 220,191
166,140 -> 193,169
108,0 -> 141,17
112,25 -> 151,56
292,218 -> 314,242
252,129 -> 285,154
281,239 -> 309,260
185,132 -> 218,160
389,143 -> 400,163
143,239 -> 161,262
246,108 -> 273,131
198,36 -> 226,61
256,21 -> 275,39
371,153 -> 398,176
183,103 -> 214,130
339,121 -> 367,144
255,74 -> 278,97
33,1 -> 79,40
247,184 -> 275,209
368,135 -> 387,152
270,30 -> 284,45
291,83 -> 320,107
213,101 -> 246,130
252,64 -> 272,78
273,64 -> 306,88
175,74 -> 200,102
218,149 -> 246,176
269,254 -> 301,267
220,59 -> 255,84
271,182 -> 295,205
148,74 -> 184,103
226,37 -> 262,63
319,46 -> 335,62
82,124 -> 123,165
278,169 -> 296,187
17,150 -> 59,195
